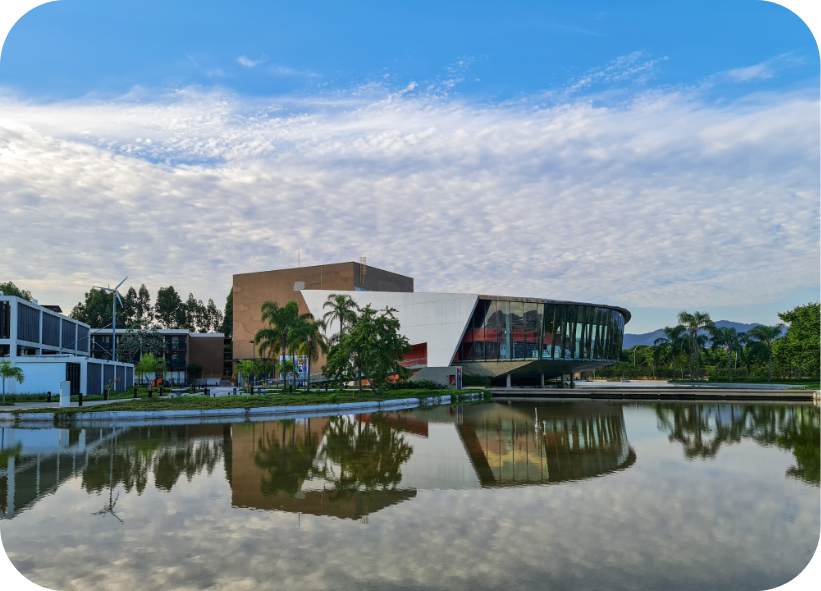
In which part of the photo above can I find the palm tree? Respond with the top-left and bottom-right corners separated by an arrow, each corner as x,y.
235,359 -> 256,393
711,327 -> 746,382
747,324 -> 786,383
294,318 -> 328,392
654,325 -> 687,381
322,293 -> 360,389
322,294 -> 359,342
255,300 -> 312,388
0,360 -> 25,404
677,311 -> 715,381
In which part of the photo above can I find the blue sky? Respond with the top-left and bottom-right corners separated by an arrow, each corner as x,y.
0,1 -> 819,333
2,0 -> 818,101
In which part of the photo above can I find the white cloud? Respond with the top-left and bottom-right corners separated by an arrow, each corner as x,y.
727,62 -> 774,82
237,55 -> 268,68
0,81 -> 817,317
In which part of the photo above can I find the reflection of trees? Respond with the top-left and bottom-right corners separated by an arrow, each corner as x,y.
316,415 -> 413,499
655,405 -> 744,460
655,404 -> 819,485
253,420 -> 322,497
82,426 -> 223,494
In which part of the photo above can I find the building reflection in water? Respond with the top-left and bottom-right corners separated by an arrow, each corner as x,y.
0,424 -> 223,520
2,402 -> 816,523
458,402 -> 636,487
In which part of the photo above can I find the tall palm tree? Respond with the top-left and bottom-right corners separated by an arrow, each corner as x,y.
255,301 -> 312,387
710,326 -> 732,379
747,324 -> 786,383
677,311 -> 715,381
322,294 -> 359,342
654,325 -> 687,381
1,360 -> 25,404
295,318 -> 328,392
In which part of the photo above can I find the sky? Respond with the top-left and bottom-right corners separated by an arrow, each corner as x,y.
0,0 -> 819,333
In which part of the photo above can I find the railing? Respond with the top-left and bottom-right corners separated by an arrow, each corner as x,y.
399,357 -> 427,367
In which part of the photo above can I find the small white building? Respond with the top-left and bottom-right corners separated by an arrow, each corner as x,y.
0,295 -> 133,396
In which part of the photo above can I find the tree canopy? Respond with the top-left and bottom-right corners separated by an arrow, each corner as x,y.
0,281 -> 32,301
323,305 -> 412,393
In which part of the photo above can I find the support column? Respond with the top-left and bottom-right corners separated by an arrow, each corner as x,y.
570,373 -> 575,389
506,374 -> 512,388
540,374 -> 545,388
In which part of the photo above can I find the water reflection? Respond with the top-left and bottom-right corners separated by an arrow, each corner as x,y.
458,402 -> 635,487
656,404 -> 819,485
1,402 -> 818,524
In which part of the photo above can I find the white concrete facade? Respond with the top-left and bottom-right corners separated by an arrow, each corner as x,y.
301,290 -> 478,367
0,295 -> 133,395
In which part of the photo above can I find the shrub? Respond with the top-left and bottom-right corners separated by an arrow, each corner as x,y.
328,393 -> 338,403
463,375 -> 492,388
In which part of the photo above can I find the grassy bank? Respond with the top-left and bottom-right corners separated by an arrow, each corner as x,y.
12,389 -> 490,415
667,379 -> 820,390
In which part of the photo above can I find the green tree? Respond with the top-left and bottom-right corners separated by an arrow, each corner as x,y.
677,311 -> 715,380
221,288 -> 233,338
117,327 -> 168,363
0,360 -> 25,403
322,293 -> 359,342
235,359 -> 257,391
134,352 -> 166,387
0,281 -> 32,301
204,298 -> 224,333
654,325 -> 687,381
747,324 -> 786,383
777,302 -> 820,379
154,286 -> 184,328
254,301 -> 311,386
294,318 -> 328,392
186,364 -> 204,380
323,305 -> 412,394
710,326 -> 746,382
71,288 -> 115,328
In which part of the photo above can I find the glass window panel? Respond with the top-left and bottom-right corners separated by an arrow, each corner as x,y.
574,306 -> 584,359
577,307 -> 586,360
511,301 -> 524,360
542,304 -> 557,360
553,304 -> 567,359
482,301 -> 497,360
563,305 -> 574,359
497,301 -> 511,360
524,302 -> 541,360
474,340 -> 485,360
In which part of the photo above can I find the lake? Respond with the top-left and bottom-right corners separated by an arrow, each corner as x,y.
1,401 -> 818,590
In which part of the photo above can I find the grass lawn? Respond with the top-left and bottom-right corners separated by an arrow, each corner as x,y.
12,389 -> 490,415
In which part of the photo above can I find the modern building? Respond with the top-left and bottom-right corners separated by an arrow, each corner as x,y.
233,263 -> 630,386
232,261 -> 413,362
91,329 -> 227,385
0,295 -> 133,395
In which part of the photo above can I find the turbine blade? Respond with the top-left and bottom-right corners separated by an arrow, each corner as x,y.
115,276 -> 128,290
116,292 -> 124,307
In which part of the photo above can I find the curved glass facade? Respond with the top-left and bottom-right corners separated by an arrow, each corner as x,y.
455,299 -> 626,363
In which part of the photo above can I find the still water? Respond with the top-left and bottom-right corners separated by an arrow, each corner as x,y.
1,401 -> 818,591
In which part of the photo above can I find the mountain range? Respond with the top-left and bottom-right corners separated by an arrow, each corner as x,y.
622,321 -> 772,349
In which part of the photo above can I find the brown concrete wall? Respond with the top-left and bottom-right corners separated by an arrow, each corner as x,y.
356,262 -> 413,292
188,335 -> 226,377
232,262 -> 414,362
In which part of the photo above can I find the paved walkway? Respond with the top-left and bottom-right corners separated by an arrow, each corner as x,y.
0,398 -> 134,411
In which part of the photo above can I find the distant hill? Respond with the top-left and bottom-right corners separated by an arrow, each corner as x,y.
622,321 -> 770,349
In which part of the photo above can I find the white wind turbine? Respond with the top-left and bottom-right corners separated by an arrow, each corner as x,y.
93,277 -> 127,361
